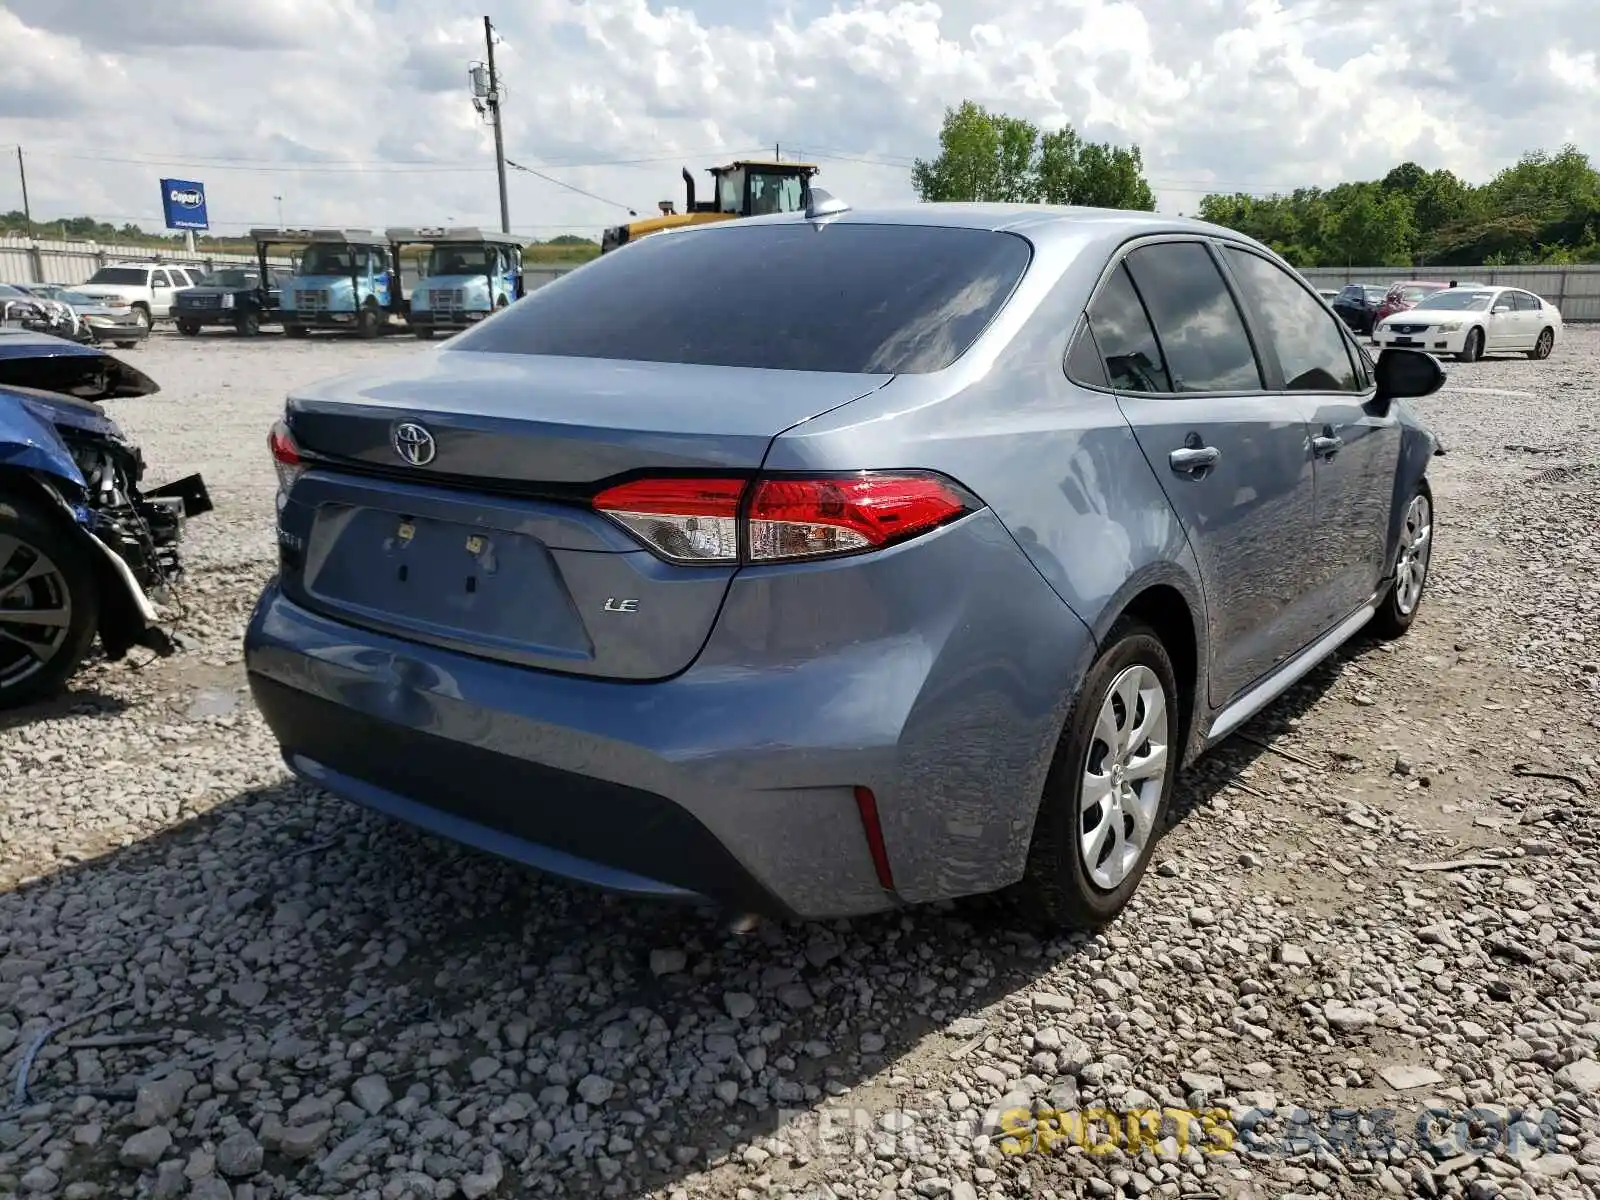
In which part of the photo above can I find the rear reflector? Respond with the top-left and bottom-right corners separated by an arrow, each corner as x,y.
592,472 -> 975,565
853,786 -> 895,891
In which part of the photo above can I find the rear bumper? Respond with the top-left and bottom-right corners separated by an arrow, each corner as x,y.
243,509 -> 1095,919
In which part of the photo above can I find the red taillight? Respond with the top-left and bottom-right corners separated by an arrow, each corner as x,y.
268,419 -> 305,504
853,786 -> 895,891
747,475 -> 971,562
591,472 -> 975,565
591,477 -> 743,563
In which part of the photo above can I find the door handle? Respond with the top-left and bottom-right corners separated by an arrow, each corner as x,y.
1312,434 -> 1344,458
1168,445 -> 1221,475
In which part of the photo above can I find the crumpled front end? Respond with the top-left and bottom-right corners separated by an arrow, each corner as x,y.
0,337 -> 212,663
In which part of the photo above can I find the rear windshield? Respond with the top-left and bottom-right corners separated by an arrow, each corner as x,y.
450,222 -> 1033,374
85,267 -> 149,285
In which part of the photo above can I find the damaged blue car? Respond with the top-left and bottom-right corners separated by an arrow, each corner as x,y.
0,329 -> 210,706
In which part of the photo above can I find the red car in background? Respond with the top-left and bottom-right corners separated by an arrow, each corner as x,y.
1374,280 -> 1450,325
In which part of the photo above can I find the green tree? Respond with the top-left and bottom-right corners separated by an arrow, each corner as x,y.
1199,144 -> 1600,267
912,100 -> 1155,210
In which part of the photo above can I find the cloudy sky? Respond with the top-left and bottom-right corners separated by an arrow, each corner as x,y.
1,0 -> 1596,241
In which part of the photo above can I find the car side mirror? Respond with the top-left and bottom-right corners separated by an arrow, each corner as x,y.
1374,347 -> 1445,407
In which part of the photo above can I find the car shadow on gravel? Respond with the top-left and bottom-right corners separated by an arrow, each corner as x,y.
0,635 -> 1379,1194
0,685 -> 131,731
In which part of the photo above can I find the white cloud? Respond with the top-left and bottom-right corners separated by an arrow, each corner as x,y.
0,0 -> 1595,238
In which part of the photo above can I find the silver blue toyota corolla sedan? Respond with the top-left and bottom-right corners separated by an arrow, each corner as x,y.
245,201 -> 1445,928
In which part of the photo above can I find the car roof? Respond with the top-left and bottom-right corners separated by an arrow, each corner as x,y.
695,202 -> 1281,264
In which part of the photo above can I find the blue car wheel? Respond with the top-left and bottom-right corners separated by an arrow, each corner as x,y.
0,493 -> 100,707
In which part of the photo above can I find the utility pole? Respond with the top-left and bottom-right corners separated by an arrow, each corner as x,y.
484,16 -> 510,233
16,147 -> 32,229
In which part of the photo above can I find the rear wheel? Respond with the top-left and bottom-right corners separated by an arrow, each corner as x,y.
284,323 -> 309,339
236,309 -> 261,337
356,303 -> 381,339
413,325 -> 434,340
176,319 -> 199,336
1370,481 -> 1432,639
0,495 -> 100,709
1527,327 -> 1554,360
114,341 -> 138,350
1456,327 -> 1484,362
1021,621 -> 1179,929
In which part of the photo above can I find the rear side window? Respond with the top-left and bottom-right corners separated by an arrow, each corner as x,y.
1064,318 -> 1108,388
86,267 -> 148,286
1086,263 -> 1170,393
449,223 -> 1032,374
1513,291 -> 1539,310
1223,247 -> 1359,392
1123,242 -> 1263,392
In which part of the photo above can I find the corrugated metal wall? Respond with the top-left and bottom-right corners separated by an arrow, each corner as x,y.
1299,265 -> 1600,321
0,237 -> 291,285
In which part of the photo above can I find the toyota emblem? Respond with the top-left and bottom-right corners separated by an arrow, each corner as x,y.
393,422 -> 436,466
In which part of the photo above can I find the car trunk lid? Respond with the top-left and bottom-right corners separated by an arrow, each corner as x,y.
277,351 -> 892,680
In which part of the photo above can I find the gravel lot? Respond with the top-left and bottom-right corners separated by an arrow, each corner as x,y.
2,327 -> 1598,1200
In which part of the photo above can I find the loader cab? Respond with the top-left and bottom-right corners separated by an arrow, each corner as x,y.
703,161 -> 817,217
600,161 -> 820,255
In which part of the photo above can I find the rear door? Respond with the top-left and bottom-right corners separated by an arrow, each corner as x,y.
1090,238 -> 1322,707
1510,290 -> 1541,349
1218,244 -> 1400,630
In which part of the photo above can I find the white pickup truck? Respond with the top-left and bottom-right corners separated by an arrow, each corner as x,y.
72,262 -> 204,330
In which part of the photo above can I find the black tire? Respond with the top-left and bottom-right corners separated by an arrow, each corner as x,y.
1456,327 -> 1484,363
1020,620 -> 1181,929
413,326 -> 435,341
114,341 -> 138,350
1370,478 -> 1433,640
176,320 -> 200,337
130,304 -> 152,331
284,323 -> 309,339
236,309 -> 261,337
356,303 -> 381,339
0,493 -> 100,709
1527,327 -> 1554,360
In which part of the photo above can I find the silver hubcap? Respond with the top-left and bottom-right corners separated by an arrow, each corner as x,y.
0,534 -> 72,689
1394,492 -> 1432,615
1081,664 -> 1170,890
1538,331 -> 1552,357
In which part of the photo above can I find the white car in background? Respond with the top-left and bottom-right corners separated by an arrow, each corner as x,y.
1373,285 -> 1562,362
71,262 -> 201,330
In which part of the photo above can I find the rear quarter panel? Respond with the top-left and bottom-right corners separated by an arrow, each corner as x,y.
762,222 -> 1211,757
761,223 -> 1206,650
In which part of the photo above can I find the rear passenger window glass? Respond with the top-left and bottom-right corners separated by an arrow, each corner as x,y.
1065,318 -> 1108,388
1086,264 -> 1170,393
1513,292 -> 1538,310
1123,243 -> 1263,392
1222,247 -> 1359,392
452,223 -> 1032,374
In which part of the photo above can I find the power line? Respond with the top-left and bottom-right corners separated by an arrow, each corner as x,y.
505,160 -> 638,214
18,146 -> 777,173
